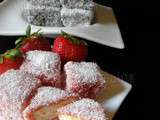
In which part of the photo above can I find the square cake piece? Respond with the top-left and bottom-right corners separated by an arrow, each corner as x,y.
64,62 -> 106,99
57,98 -> 108,120
0,69 -> 41,120
22,2 -> 62,26
60,0 -> 94,10
23,87 -> 79,120
27,0 -> 61,7
20,50 -> 62,88
61,8 -> 94,27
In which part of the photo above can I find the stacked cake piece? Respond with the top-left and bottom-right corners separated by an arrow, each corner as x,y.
22,0 -> 94,27
64,61 -> 106,98
22,0 -> 62,26
23,87 -> 79,120
60,0 -> 94,27
58,98 -> 107,120
0,70 -> 41,120
20,50 -> 62,87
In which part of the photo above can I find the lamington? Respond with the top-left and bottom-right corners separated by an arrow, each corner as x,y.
0,69 -> 41,120
22,0 -> 62,26
57,98 -> 108,120
64,61 -> 106,99
23,87 -> 79,120
61,7 -> 94,27
20,50 -> 62,88
60,0 -> 94,10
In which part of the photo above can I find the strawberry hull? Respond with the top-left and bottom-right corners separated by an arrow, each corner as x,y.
53,34 -> 88,64
20,37 -> 51,54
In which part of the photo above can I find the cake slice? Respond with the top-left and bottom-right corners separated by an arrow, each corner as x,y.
22,1 -> 62,26
23,87 -> 79,120
64,61 -> 106,98
0,69 -> 41,120
60,0 -> 94,10
61,8 -> 94,27
20,50 -> 62,88
57,98 -> 108,120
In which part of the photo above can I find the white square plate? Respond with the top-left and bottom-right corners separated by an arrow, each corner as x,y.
98,71 -> 132,119
0,71 -> 132,120
0,0 -> 124,49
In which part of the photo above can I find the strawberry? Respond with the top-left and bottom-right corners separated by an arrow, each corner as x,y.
15,25 -> 51,53
0,49 -> 23,75
52,31 -> 88,64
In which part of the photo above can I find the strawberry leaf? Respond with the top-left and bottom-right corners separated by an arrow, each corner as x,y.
26,25 -> 31,36
31,28 -> 42,36
15,26 -> 43,49
4,49 -> 22,61
5,54 -> 15,60
8,49 -> 21,57
0,56 -> 3,64
15,37 -> 24,45
15,42 -> 23,49
61,31 -> 81,45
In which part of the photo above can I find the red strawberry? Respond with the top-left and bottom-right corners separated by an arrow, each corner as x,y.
0,49 -> 23,75
15,25 -> 51,53
52,31 -> 88,64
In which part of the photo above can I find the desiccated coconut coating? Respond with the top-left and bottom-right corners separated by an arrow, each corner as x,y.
58,98 -> 108,120
22,1 -> 62,26
0,69 -> 41,120
27,0 -> 61,7
22,0 -> 95,27
20,50 -> 62,87
64,61 -> 106,98
23,87 -> 79,120
60,0 -> 94,10
61,8 -> 94,27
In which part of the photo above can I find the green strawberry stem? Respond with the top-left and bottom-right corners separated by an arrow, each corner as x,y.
26,25 -> 31,37
31,28 -> 42,36
0,49 -> 22,63
15,37 -> 24,46
15,25 -> 42,48
61,31 -> 87,46
26,25 -> 42,37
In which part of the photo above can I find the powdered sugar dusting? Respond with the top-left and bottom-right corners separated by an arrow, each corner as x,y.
0,69 -> 41,120
65,62 -> 104,84
65,62 -> 105,84
58,98 -> 108,120
26,50 -> 60,70
24,87 -> 77,113
20,50 -> 61,84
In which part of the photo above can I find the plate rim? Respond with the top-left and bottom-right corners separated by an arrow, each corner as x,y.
100,71 -> 132,119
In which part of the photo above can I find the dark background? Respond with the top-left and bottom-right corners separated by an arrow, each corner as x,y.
0,0 -> 142,120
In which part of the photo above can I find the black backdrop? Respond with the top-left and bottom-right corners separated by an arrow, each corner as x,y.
0,0 -> 141,120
